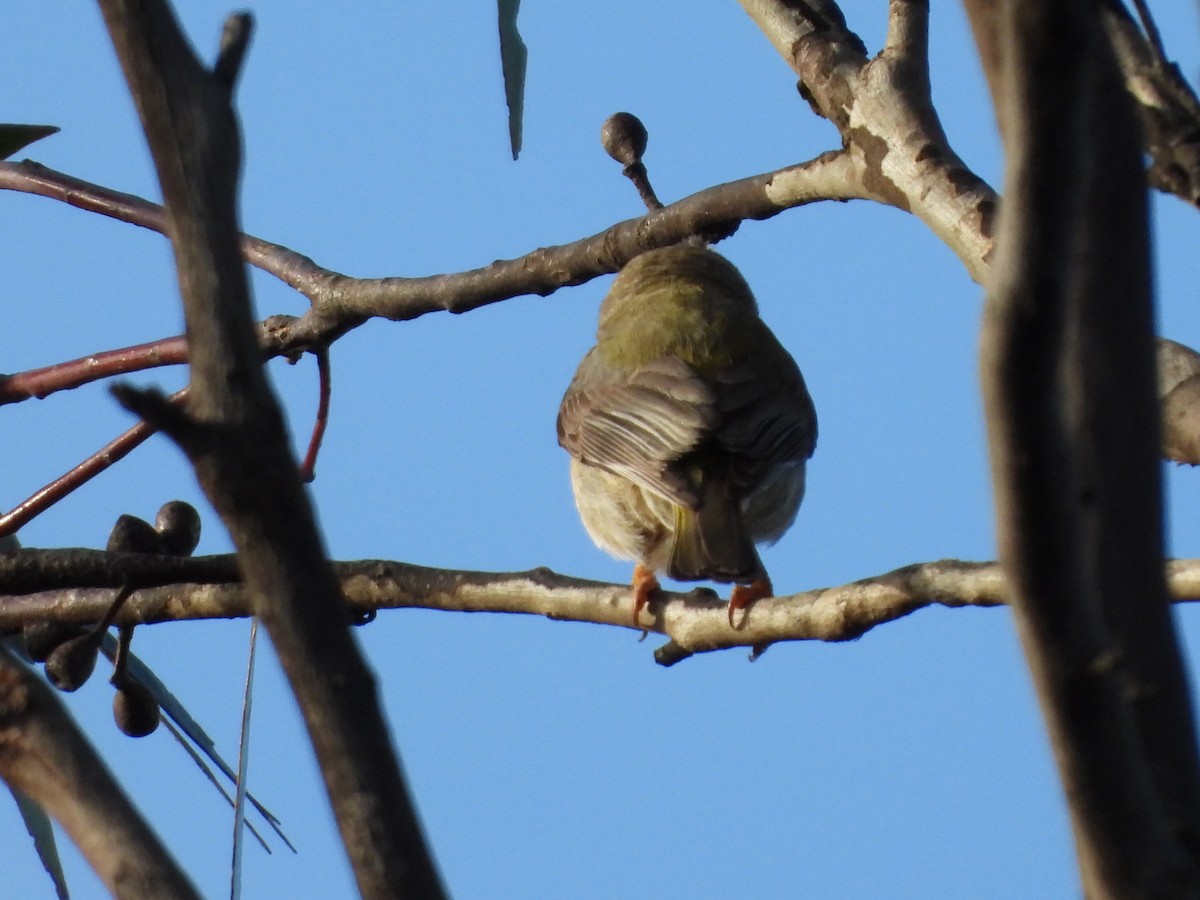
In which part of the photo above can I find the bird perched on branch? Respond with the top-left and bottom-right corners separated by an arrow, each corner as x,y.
557,244 -> 817,628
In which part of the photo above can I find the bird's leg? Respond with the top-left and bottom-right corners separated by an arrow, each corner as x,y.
631,563 -> 661,627
728,575 -> 773,628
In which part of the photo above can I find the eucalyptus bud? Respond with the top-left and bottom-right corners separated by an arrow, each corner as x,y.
154,500 -> 201,556
601,112 -> 648,167
107,514 -> 162,554
113,679 -> 161,738
22,622 -> 86,663
44,633 -> 100,692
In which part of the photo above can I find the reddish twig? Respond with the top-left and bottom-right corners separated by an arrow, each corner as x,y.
298,348 -> 330,483
0,335 -> 188,406
0,388 -> 188,538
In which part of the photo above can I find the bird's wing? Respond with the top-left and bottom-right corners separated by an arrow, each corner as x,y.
713,352 -> 818,486
557,351 -> 717,507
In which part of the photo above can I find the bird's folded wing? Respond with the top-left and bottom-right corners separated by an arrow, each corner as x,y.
557,353 -> 717,507
713,360 -> 818,484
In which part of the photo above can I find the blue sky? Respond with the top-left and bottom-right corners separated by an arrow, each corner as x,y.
5,2 -> 1200,898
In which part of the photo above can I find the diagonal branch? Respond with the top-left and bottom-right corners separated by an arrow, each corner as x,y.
740,0 -> 997,280
0,149 -> 864,364
1101,0 -> 1200,208
94,2 -> 446,896
0,644 -> 199,898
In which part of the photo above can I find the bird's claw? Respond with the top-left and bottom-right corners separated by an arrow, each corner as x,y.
631,563 -> 662,628
728,576 -> 772,629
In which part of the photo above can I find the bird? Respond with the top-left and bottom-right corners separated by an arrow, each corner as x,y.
557,243 -> 817,628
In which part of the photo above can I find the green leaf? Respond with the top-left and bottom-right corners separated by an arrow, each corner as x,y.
99,633 -> 294,852
497,0 -> 527,160
231,618 -> 259,900
9,786 -> 70,899
0,124 -> 60,160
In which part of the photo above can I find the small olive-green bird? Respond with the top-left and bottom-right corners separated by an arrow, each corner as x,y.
557,244 -> 817,627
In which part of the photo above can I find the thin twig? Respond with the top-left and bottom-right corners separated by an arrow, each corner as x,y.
0,388 -> 188,539
298,349 -> 330,483
0,336 -> 187,405
1129,0 -> 1168,66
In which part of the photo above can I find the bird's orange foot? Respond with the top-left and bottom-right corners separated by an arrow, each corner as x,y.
631,563 -> 661,628
728,576 -> 773,629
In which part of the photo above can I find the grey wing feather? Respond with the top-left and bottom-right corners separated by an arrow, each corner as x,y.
713,359 -> 817,482
557,352 -> 717,507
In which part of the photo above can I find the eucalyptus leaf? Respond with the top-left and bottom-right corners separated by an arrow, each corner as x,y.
230,618 -> 259,900
9,783 -> 70,899
99,633 -> 293,851
497,0 -> 526,160
0,124 -> 59,160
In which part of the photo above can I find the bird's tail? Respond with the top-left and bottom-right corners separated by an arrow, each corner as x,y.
668,478 -> 761,583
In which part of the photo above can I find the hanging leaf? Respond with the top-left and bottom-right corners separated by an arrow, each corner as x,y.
230,618 -> 259,900
9,782 -> 70,899
0,124 -> 59,160
98,633 -> 293,852
497,0 -> 527,160
159,718 -> 272,854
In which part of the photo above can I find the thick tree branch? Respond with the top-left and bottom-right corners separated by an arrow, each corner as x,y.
4,552 -> 1200,664
965,0 -> 1200,894
0,644 -> 199,898
1101,0 -> 1200,208
94,2 -> 445,896
740,0 -> 997,281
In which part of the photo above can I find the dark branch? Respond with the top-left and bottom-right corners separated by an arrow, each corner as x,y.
966,0 -> 1200,893
94,1 -> 447,895
0,644 -> 199,898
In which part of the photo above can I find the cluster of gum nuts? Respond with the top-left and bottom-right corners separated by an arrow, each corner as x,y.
22,500 -> 202,738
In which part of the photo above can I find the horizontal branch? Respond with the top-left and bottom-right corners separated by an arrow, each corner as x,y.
3,553 -> 1200,663
0,150 -> 863,343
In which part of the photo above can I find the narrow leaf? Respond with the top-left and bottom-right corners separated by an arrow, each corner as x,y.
497,0 -> 527,160
9,786 -> 70,899
99,633 -> 294,851
0,124 -> 59,160
160,718 -> 271,854
230,618 -> 258,900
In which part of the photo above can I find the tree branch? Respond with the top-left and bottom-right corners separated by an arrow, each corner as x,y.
0,148 -> 864,361
94,2 -> 446,896
0,644 -> 199,898
965,0 -> 1200,893
4,551 -> 1200,664
1101,0 -> 1200,208
740,0 -> 997,281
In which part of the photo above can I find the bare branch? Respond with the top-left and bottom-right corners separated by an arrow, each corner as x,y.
1101,0 -> 1200,208
5,552 -> 1200,663
965,0 -> 1200,893
740,0 -> 996,281
1159,339 -> 1200,464
0,389 -> 188,539
0,149 -> 864,331
94,1 -> 446,896
0,336 -> 188,405
0,644 -> 199,898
